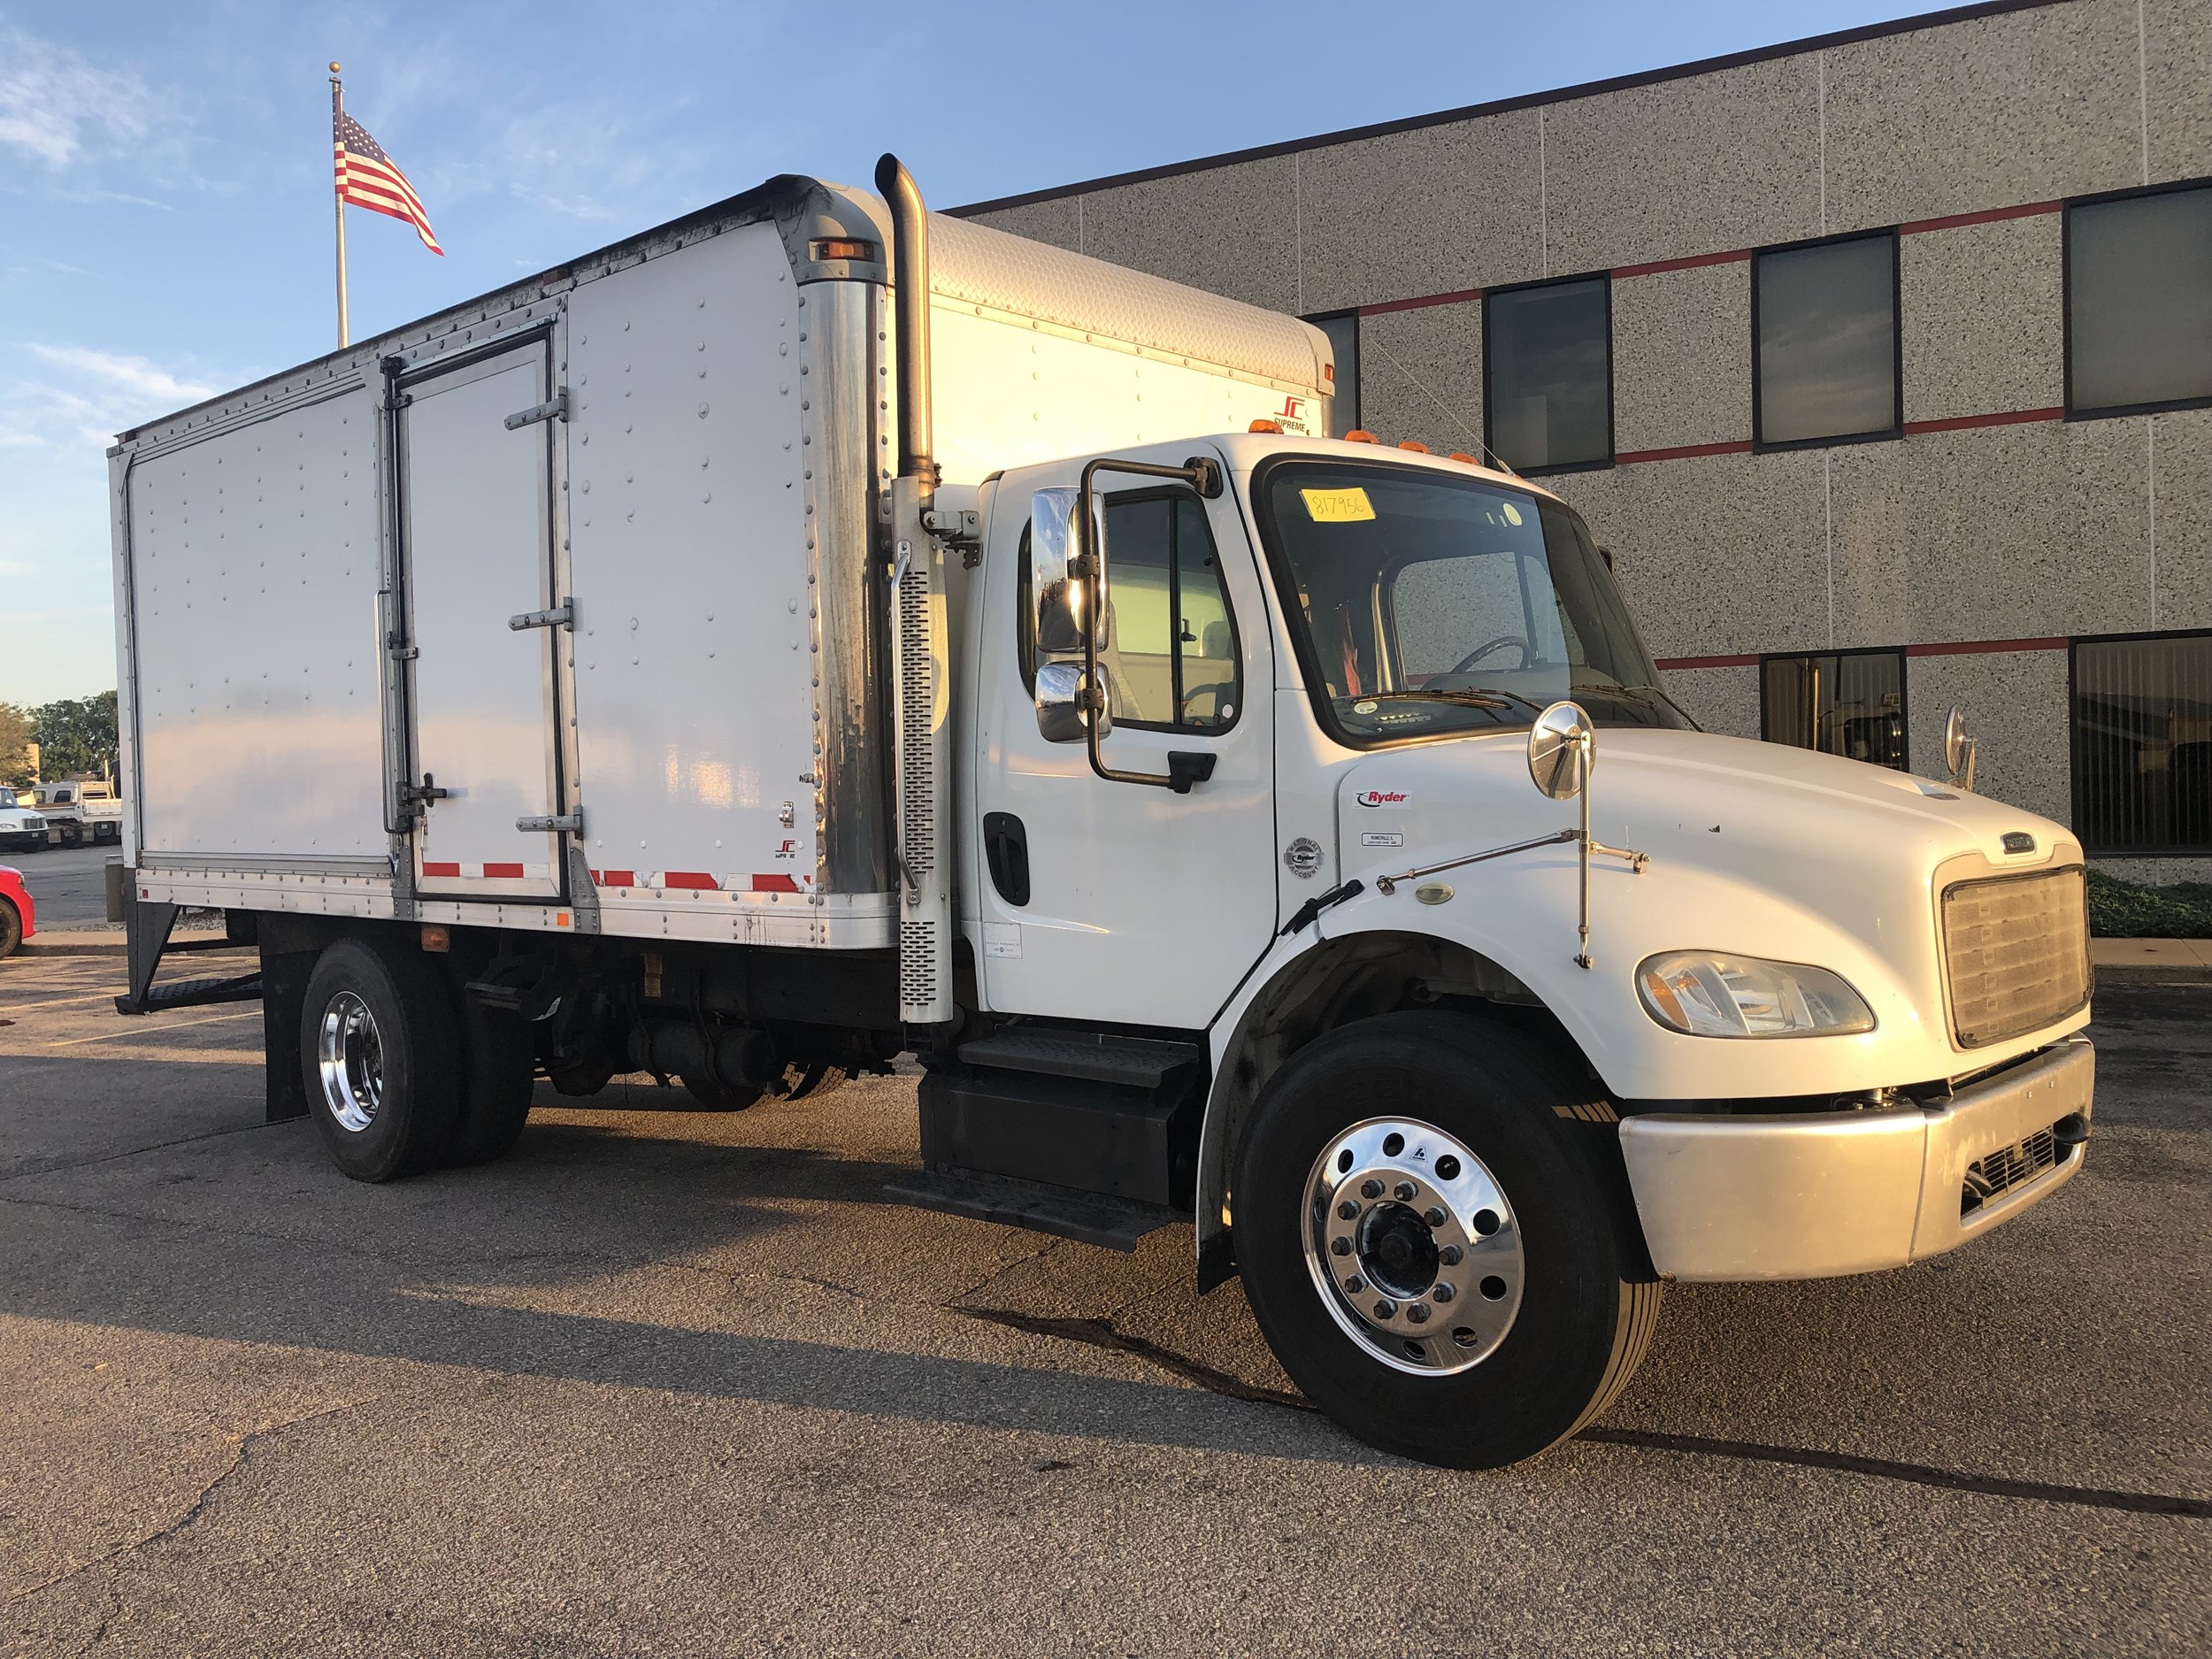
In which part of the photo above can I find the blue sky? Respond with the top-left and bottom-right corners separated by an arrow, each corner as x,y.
0,0 -> 1936,705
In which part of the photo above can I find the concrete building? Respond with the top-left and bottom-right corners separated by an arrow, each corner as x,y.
956,0 -> 2212,881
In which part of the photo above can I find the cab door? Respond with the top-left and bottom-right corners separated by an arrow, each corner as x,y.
970,451 -> 1279,1027
396,341 -> 566,899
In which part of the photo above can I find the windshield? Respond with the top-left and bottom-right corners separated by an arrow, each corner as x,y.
1255,459 -> 1691,745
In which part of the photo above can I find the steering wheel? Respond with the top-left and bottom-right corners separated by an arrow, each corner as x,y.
1449,634 -> 1532,674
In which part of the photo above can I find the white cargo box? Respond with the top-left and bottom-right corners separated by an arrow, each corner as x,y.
111,174 -> 1331,949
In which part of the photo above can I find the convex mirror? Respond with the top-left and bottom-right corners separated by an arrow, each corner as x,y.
1035,660 -> 1110,744
1527,701 -> 1594,801
1943,706 -> 1978,792
1031,485 -> 1110,743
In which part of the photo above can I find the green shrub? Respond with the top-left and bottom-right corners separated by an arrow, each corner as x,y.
2086,869 -> 2212,939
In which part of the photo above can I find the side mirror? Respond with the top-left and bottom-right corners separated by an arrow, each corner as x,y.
1030,486 -> 1108,656
1944,706 -> 1978,793
1035,660 -> 1110,745
1527,701 -> 1593,801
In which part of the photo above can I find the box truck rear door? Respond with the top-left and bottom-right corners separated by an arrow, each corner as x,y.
398,341 -> 566,900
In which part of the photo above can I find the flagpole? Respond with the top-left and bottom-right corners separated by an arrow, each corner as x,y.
331,62 -> 349,349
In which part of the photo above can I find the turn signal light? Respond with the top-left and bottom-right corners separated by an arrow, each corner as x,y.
809,238 -> 879,263
1345,429 -> 1379,444
420,925 -> 450,954
1448,451 -> 1479,465
1249,419 -> 1284,434
1398,440 -> 1430,453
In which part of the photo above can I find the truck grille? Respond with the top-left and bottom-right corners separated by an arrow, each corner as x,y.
1960,1125 -> 2067,1217
1941,866 -> 2090,1048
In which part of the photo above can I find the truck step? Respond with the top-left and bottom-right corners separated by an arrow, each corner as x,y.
114,972 -> 263,1017
883,1168 -> 1181,1253
957,1029 -> 1205,1090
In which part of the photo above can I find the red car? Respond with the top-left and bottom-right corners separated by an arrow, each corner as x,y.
0,865 -> 34,958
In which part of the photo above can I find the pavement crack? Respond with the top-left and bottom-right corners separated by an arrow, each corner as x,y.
954,1305 -> 1313,1412
949,1235 -> 1064,1304
4,1397 -> 377,1607
1576,1427 -> 2212,1519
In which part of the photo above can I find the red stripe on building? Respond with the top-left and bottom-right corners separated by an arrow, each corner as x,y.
423,862 -> 460,877
1612,248 -> 1753,280
1905,637 -> 2068,657
1898,200 -> 2061,236
597,870 -> 635,887
1358,286 -> 1484,318
1655,653 -> 1761,671
1902,406 -> 2062,434
1617,439 -> 1755,465
663,871 -> 718,890
751,873 -> 803,893
481,863 -> 525,879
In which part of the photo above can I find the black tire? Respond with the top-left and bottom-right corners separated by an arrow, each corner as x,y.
299,935 -> 461,1182
0,897 -> 20,959
58,820 -> 82,849
779,1059 -> 849,1102
1233,1010 -> 1663,1469
443,992 -> 535,1167
681,1071 -> 765,1111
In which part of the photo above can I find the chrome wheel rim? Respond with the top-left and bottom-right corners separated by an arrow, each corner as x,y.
1302,1117 -> 1525,1376
317,990 -> 384,1133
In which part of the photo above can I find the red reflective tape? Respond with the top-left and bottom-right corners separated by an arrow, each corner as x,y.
1903,407 -> 2062,434
482,863 -> 525,879
664,871 -> 718,890
1357,286 -> 1484,317
1905,637 -> 2067,657
1899,200 -> 2060,236
751,873 -> 803,893
423,862 -> 460,877
1617,439 -> 1755,465
1655,653 -> 1759,671
599,869 -> 635,887
1613,248 -> 1752,280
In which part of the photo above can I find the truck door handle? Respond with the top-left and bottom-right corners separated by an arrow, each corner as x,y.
982,811 -> 1030,907
1167,752 -> 1217,794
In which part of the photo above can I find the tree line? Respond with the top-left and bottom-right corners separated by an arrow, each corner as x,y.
0,692 -> 120,788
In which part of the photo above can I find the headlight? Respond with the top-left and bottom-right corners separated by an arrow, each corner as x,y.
1636,952 -> 1875,1039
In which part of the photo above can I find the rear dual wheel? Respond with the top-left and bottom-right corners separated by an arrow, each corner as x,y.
1233,1011 -> 1663,1469
301,934 -> 534,1181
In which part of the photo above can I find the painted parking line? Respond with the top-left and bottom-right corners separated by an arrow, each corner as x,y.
44,1010 -> 260,1048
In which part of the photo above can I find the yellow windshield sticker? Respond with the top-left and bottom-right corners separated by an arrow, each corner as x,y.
1501,502 -> 1523,526
1301,486 -> 1376,523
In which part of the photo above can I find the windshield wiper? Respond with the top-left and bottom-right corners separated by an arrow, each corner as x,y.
1570,681 -> 1704,731
1359,687 -> 1547,716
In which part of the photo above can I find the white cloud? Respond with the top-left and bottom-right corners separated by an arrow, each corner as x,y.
0,28 -> 150,169
26,344 -> 214,407
0,344 -> 220,453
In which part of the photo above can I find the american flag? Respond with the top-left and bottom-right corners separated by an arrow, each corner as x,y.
334,111 -> 442,255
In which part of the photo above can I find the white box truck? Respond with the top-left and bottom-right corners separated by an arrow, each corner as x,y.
108,159 -> 2095,1467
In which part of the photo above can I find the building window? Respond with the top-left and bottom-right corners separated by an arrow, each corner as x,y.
1306,311 -> 1360,437
1754,232 -> 1900,449
1484,275 -> 1611,474
2071,633 -> 2212,853
2067,183 -> 2212,417
1761,649 -> 1908,770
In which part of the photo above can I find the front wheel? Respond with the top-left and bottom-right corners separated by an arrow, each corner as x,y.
0,897 -> 20,959
1233,1011 -> 1662,1468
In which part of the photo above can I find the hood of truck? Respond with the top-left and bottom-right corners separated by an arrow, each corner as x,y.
1325,727 -> 2087,1101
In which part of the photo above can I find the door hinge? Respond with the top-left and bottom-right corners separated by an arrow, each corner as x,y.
388,642 -> 419,661
509,598 -> 574,632
517,813 -> 583,833
503,388 -> 569,430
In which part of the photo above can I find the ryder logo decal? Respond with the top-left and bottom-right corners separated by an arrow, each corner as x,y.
1354,788 -> 1411,810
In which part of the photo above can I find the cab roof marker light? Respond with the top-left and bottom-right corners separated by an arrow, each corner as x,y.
1249,419 -> 1284,434
1397,440 -> 1430,453
1344,429 -> 1379,444
1448,451 -> 1479,465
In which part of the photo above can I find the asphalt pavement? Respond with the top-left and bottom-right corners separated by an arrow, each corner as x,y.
0,948 -> 2205,1657
2,842 -> 123,929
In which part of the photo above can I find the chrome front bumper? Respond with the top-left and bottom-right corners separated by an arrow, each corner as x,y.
1617,1037 -> 2093,1282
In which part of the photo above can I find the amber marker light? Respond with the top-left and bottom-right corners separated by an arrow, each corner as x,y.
1448,451 -> 1479,465
420,925 -> 450,953
1249,419 -> 1284,434
808,238 -> 879,262
1345,429 -> 1379,444
1398,440 -> 1430,453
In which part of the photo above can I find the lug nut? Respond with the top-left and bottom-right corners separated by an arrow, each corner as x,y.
1337,1200 -> 1359,1220
1407,1302 -> 1431,1324
1360,1179 -> 1383,1200
1439,1244 -> 1463,1266
1434,1282 -> 1455,1303
1372,1299 -> 1396,1321
1330,1236 -> 1352,1256
1394,1181 -> 1417,1202
1423,1206 -> 1447,1228
1344,1275 -> 1365,1293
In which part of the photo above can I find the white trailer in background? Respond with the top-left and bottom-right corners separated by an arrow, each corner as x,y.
110,160 -> 2095,1468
